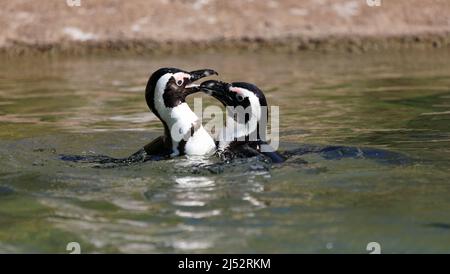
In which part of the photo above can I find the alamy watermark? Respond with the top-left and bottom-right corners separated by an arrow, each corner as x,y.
66,0 -> 81,7
66,242 -> 81,254
366,0 -> 381,7
367,242 -> 381,254
66,241 -> 381,254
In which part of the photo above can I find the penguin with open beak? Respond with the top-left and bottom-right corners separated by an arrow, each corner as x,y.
141,67 -> 218,158
199,80 -> 286,163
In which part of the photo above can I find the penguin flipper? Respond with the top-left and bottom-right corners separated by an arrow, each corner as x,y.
60,136 -> 171,166
143,135 -> 171,156
216,143 -> 260,162
218,142 -> 285,163
258,142 -> 286,163
261,151 -> 286,163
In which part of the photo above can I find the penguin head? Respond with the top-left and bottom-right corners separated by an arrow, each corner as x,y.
200,80 -> 268,122
145,68 -> 218,119
200,80 -> 269,142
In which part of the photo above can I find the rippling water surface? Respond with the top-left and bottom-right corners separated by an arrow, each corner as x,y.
0,50 -> 449,253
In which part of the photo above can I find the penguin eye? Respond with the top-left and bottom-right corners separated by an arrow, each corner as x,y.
176,79 -> 184,86
236,94 -> 244,102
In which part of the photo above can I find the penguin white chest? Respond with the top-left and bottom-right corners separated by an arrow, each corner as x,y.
184,127 -> 216,156
162,103 -> 215,156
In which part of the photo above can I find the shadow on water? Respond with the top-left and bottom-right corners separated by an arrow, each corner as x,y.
425,223 -> 450,230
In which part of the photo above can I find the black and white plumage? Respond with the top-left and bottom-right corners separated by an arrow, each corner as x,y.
60,68 -> 409,168
142,67 -> 218,158
199,80 -> 286,163
60,68 -> 218,165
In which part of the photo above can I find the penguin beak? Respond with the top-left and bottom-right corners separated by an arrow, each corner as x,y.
184,69 -> 218,95
199,80 -> 234,106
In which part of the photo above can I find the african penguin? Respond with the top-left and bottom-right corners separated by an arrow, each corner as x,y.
142,67 -> 218,158
199,80 -> 286,163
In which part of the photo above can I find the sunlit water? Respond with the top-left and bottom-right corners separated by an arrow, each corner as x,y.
0,50 -> 449,253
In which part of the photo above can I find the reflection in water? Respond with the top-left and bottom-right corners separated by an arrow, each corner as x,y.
173,176 -> 219,220
0,50 -> 450,253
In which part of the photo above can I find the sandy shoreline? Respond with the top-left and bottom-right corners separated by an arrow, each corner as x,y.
1,0 -> 450,55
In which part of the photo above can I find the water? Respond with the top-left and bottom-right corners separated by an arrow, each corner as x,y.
0,50 -> 449,253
